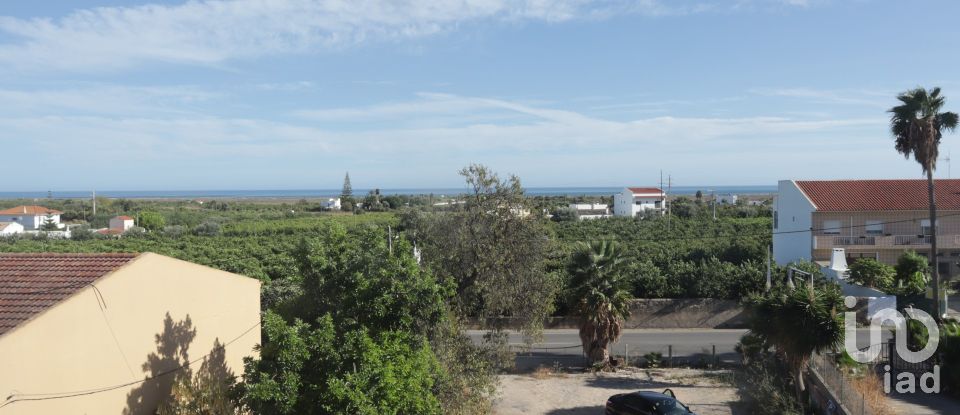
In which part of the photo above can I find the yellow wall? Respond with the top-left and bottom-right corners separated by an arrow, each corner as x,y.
0,253 -> 261,415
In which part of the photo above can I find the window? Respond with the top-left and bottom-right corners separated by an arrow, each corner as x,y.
865,220 -> 883,235
774,211 -> 778,229
921,219 -> 938,235
823,220 -> 841,235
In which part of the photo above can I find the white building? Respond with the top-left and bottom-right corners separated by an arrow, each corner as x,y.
613,187 -> 666,218
718,194 -> 738,204
568,203 -> 610,220
109,215 -> 135,232
0,222 -> 24,236
0,206 -> 63,230
323,198 -> 342,210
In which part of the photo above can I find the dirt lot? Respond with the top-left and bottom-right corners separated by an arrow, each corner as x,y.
494,368 -> 741,415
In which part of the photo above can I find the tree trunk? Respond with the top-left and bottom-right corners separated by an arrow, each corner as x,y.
927,168 -> 942,320
588,342 -> 609,365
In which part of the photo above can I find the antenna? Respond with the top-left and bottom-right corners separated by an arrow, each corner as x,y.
947,151 -> 952,179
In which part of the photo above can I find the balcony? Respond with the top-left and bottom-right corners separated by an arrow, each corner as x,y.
814,234 -> 960,249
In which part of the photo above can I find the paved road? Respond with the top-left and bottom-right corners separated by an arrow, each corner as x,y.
468,328 -> 893,370
468,328 -> 747,356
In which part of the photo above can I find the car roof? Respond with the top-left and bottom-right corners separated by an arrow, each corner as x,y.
628,391 -> 676,401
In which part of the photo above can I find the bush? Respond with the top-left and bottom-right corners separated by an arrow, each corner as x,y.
848,258 -> 895,291
941,321 -> 960,397
738,357 -> 803,415
69,224 -> 94,241
550,207 -> 578,222
893,251 -> 929,296
139,211 -> 166,231
193,221 -> 221,236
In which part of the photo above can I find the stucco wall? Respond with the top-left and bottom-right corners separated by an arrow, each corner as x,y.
0,253 -> 261,415
773,180 -> 816,265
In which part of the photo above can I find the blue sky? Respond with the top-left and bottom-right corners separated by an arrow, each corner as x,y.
3,0 -> 960,191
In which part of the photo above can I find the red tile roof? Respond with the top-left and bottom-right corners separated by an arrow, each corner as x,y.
627,187 -> 665,194
0,253 -> 139,336
0,205 -> 63,215
795,179 -> 960,212
114,216 -> 134,220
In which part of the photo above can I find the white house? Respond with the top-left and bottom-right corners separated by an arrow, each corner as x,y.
0,206 -> 63,230
109,215 -> 135,232
323,198 -> 342,210
613,187 -> 666,218
568,203 -> 610,220
718,194 -> 738,204
0,222 -> 24,236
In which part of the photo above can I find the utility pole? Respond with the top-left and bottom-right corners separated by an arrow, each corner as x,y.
712,189 -> 717,220
92,190 -> 97,216
387,225 -> 393,256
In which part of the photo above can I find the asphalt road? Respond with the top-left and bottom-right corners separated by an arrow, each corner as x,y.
468,328 -> 893,370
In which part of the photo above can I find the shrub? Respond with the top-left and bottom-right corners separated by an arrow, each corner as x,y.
895,251 -> 930,295
139,211 -> 166,231
550,207 -> 578,222
848,258 -> 895,291
941,321 -> 960,397
193,221 -> 221,236
738,357 -> 803,415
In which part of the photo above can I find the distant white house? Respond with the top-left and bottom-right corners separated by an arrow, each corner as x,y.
323,198 -> 342,210
568,203 -> 610,220
613,187 -> 666,218
718,194 -> 738,205
0,206 -> 63,230
109,216 -> 135,232
0,222 -> 24,236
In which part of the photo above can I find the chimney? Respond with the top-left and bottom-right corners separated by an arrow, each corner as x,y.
829,248 -> 848,277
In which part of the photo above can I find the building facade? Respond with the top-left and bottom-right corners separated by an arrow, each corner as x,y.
773,179 -> 960,277
109,215 -> 135,232
0,222 -> 23,236
613,187 -> 666,217
568,203 -> 611,220
0,253 -> 261,415
0,206 -> 63,230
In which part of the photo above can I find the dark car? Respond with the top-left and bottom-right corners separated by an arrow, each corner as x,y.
605,389 -> 696,415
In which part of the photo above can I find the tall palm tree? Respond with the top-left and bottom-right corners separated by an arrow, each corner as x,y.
745,281 -> 844,401
890,87 -> 959,318
567,241 -> 632,366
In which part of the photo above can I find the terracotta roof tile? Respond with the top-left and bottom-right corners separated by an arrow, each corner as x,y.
627,187 -> 665,194
113,216 -> 134,220
795,179 -> 960,212
0,205 -> 64,215
0,253 -> 139,336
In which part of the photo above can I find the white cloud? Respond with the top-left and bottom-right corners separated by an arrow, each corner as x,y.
0,0 -> 620,71
0,0 -> 814,71
750,87 -> 893,107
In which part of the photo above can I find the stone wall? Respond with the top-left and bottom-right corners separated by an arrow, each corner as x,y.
476,298 -> 747,329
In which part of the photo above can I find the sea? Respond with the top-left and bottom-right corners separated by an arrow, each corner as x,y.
0,186 -> 775,200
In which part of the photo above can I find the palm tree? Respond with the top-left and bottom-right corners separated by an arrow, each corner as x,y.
745,281 -> 844,401
567,241 -> 632,366
890,87 -> 959,319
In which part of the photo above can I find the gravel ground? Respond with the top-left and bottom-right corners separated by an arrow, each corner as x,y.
494,368 -> 741,415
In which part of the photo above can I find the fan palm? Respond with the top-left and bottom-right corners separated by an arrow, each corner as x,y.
567,241 -> 632,366
745,281 -> 843,401
890,87 -> 959,319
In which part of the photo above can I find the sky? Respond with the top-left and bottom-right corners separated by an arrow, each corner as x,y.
3,0 -> 960,191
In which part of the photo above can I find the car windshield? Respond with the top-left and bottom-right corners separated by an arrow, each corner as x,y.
652,398 -> 688,415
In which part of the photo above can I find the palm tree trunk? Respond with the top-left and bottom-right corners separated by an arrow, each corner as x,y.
928,169 -> 942,320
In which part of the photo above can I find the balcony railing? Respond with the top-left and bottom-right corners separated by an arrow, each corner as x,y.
894,235 -> 931,245
814,234 -> 960,249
